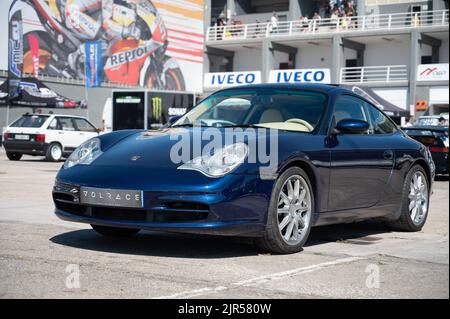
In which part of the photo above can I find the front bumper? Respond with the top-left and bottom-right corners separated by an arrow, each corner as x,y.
3,140 -> 49,155
53,173 -> 273,237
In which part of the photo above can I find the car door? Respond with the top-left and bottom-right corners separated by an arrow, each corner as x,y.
55,117 -> 80,151
327,94 -> 395,211
72,118 -> 99,145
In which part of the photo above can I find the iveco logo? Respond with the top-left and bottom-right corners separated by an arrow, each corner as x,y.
131,156 -> 141,161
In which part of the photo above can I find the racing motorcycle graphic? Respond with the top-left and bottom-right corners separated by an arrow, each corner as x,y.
13,0 -> 186,90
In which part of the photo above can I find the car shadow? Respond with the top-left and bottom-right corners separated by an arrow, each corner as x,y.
50,229 -> 260,258
50,220 -> 391,258
305,220 -> 390,247
435,175 -> 449,182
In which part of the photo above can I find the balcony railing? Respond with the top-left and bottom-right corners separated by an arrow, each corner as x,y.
340,65 -> 408,84
206,9 -> 449,42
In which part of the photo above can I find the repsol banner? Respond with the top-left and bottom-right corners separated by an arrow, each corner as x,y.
269,69 -> 331,84
204,71 -> 262,89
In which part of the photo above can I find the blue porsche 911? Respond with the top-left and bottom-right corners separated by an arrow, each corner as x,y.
53,84 -> 435,254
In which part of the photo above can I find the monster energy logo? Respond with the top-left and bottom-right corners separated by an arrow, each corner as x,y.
152,97 -> 163,121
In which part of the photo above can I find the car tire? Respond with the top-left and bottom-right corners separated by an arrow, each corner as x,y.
91,224 -> 140,237
257,167 -> 314,254
385,165 -> 430,232
6,152 -> 22,161
45,143 -> 63,162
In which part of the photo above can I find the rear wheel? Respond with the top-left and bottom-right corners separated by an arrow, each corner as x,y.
386,165 -> 430,231
6,152 -> 22,161
45,143 -> 62,162
257,167 -> 314,254
91,224 -> 140,237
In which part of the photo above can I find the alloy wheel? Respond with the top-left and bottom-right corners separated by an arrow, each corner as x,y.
408,171 -> 428,225
277,175 -> 312,245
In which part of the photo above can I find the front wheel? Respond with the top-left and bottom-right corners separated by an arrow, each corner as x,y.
385,165 -> 430,231
257,167 -> 314,254
91,224 -> 140,237
6,152 -> 22,161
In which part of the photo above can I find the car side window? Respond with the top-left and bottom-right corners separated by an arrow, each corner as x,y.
366,104 -> 398,134
333,95 -> 374,134
73,118 -> 97,132
58,117 -> 76,131
48,118 -> 59,130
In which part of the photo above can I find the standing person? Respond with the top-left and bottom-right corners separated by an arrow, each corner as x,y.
254,18 -> 261,37
270,11 -> 278,34
312,12 -> 321,31
330,9 -> 339,28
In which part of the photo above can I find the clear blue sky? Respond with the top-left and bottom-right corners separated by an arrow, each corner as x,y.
1,0 -> 13,71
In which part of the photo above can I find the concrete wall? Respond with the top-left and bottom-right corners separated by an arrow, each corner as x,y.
364,41 -> 411,67
295,44 -> 333,69
233,48 -> 263,71
0,78 -> 115,130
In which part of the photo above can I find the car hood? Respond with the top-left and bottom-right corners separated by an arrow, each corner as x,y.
57,127 -> 321,185
90,127 -> 281,170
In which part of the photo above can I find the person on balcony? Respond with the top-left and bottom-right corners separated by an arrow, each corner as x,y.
270,11 -> 279,34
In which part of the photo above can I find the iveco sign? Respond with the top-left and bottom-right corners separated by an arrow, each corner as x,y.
204,71 -> 262,89
269,69 -> 331,84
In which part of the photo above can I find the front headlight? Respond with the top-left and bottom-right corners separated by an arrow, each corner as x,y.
178,143 -> 248,177
64,138 -> 102,169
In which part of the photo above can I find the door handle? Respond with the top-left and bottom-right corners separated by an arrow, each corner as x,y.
383,150 -> 394,160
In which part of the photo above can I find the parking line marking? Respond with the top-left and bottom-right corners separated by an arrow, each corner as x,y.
153,256 -> 365,299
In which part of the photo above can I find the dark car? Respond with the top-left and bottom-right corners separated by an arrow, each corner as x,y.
403,126 -> 449,174
53,84 -> 435,254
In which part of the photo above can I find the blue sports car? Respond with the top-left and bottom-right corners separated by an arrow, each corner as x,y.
53,84 -> 435,254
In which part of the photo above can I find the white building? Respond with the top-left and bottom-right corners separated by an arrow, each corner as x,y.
203,0 -> 449,120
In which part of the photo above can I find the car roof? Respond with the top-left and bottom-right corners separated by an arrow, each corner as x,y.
404,125 -> 449,131
218,83 -> 343,94
23,113 -> 88,119
417,115 -> 440,118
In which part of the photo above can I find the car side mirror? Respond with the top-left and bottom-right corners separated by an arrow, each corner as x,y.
167,115 -> 182,127
334,119 -> 369,134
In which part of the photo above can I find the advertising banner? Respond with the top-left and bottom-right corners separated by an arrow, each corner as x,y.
11,0 -> 204,92
0,77 -> 82,108
28,33 -> 40,77
417,64 -> 449,82
204,71 -> 262,90
85,41 -> 103,88
147,91 -> 194,128
268,69 -> 331,84
8,2 -> 23,100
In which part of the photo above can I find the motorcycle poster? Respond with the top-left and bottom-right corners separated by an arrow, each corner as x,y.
8,0 -> 204,92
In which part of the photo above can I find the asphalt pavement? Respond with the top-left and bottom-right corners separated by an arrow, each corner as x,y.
0,149 -> 448,298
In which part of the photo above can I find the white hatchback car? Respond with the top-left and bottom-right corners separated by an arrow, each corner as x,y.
2,114 -> 99,161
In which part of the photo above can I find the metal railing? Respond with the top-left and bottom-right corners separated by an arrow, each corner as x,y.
0,70 -> 142,89
206,9 -> 449,42
340,65 -> 408,84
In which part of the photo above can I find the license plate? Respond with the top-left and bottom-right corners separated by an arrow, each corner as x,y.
15,134 -> 29,140
80,187 -> 143,208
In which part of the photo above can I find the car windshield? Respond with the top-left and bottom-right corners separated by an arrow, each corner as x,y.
173,88 -> 328,133
10,115 -> 49,128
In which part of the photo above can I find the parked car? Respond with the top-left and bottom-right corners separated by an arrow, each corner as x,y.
414,114 -> 448,126
53,84 -> 435,254
403,126 -> 449,175
2,114 -> 99,161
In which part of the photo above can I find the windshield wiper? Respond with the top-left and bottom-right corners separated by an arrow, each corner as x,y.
171,123 -> 194,127
220,124 -> 261,128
